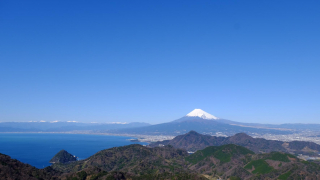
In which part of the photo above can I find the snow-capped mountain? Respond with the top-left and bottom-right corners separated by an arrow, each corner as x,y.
106,109 -> 320,136
186,109 -> 219,120
172,109 -> 220,123
107,108 -> 291,136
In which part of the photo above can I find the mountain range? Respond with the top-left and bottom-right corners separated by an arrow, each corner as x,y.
105,109 -> 297,136
1,109 -> 320,137
150,131 -> 320,157
2,137 -> 320,180
51,143 -> 320,180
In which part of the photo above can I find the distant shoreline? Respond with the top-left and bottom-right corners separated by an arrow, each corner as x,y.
0,131 -> 175,143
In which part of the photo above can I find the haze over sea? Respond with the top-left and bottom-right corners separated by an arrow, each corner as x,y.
0,133 -> 147,169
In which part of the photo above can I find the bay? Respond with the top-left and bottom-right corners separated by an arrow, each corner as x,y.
0,133 -> 147,169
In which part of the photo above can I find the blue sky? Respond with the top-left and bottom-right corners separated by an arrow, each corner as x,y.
1,0 -> 319,124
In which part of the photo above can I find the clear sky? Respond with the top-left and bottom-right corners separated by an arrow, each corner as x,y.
1,0 -> 319,124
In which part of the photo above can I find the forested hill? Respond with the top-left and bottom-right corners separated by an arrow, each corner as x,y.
2,143 -> 320,180
150,131 -> 320,156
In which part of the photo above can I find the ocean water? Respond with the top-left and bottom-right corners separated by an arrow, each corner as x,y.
0,133 -> 147,169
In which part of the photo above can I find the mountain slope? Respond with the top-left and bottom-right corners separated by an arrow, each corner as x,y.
105,109 -> 296,136
107,119 -> 291,136
0,153 -> 61,180
152,131 -> 226,151
51,144 -> 206,180
51,144 -> 187,172
50,143 -> 320,180
2,143 -> 320,180
150,131 -> 320,156
186,145 -> 320,180
185,144 -> 254,164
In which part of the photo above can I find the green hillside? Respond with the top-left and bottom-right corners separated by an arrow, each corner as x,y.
265,152 -> 296,162
278,171 -> 292,180
244,159 -> 274,174
186,144 -> 254,164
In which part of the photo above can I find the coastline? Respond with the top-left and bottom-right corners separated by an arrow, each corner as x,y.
0,132 -> 151,169
0,131 -> 175,143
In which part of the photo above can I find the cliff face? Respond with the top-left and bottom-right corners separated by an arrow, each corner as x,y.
50,150 -> 77,164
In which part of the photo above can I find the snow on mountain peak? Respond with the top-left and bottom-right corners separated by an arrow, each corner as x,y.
186,109 -> 219,120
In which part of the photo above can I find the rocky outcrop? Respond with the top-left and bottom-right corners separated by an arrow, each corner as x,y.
49,150 -> 77,164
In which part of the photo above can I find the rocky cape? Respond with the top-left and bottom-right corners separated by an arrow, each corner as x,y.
50,150 -> 77,164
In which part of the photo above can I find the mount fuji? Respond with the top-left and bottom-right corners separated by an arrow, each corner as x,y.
106,109 -> 292,136
186,109 -> 219,120
172,109 -> 220,123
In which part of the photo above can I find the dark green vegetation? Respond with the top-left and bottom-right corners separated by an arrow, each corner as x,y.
229,176 -> 241,180
2,131 -> 320,180
52,144 -> 206,180
51,144 -> 188,173
186,144 -> 254,164
185,145 -> 320,179
278,171 -> 292,180
50,150 -> 77,164
265,152 -> 296,162
244,159 -> 273,174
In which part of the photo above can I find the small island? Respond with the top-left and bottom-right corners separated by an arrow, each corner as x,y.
49,149 -> 77,164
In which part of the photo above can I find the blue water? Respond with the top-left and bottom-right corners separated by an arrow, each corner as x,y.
0,133 -> 147,169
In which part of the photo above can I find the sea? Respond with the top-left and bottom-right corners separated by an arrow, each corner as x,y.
0,133 -> 147,169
